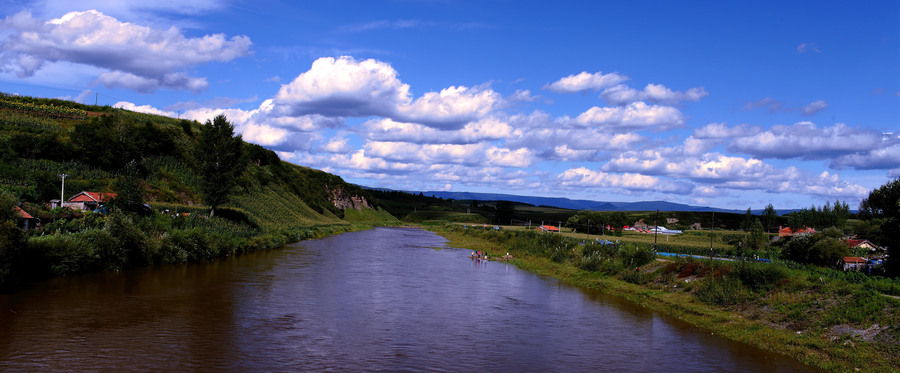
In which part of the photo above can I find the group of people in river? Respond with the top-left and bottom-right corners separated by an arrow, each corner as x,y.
470,250 -> 514,261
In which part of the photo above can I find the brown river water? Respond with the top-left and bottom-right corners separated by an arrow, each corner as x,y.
0,227 -> 816,372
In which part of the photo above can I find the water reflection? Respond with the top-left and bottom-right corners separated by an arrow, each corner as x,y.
1,228 -> 814,372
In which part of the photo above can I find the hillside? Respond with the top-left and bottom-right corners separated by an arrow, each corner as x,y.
0,93 -> 397,289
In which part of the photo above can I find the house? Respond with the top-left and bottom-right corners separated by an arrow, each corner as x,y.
778,226 -> 816,237
666,217 -> 678,224
59,191 -> 117,211
633,219 -> 649,230
15,206 -> 38,230
690,222 -> 702,230
845,239 -> 882,253
536,225 -> 559,233
841,257 -> 868,272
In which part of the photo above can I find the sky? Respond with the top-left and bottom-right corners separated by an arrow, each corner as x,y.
1,0 -> 898,211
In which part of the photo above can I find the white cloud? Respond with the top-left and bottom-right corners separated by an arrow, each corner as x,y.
831,142 -> 900,171
693,122 -> 762,139
574,102 -> 684,131
796,43 -> 820,53
600,83 -> 708,106
728,122 -> 886,160
599,146 -> 870,200
0,10 -> 251,92
113,101 -> 176,117
273,56 -> 503,129
557,167 -> 694,193
399,85 -> 504,127
743,97 -> 784,113
801,100 -> 828,115
362,117 -> 517,144
543,71 -> 628,93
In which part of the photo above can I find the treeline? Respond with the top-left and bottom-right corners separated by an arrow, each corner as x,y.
784,199 -> 851,230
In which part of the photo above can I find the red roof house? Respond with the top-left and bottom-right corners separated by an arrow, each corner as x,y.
845,239 -> 881,252
778,226 -> 816,237
536,225 -> 559,232
65,191 -> 117,211
15,206 -> 38,230
841,257 -> 868,271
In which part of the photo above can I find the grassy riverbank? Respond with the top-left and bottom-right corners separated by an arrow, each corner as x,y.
430,225 -> 900,372
0,95 -> 398,291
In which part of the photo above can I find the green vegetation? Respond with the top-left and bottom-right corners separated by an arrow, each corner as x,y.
0,94 -> 396,290
433,225 -> 899,372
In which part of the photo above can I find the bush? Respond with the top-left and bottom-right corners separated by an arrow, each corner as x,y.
579,250 -> 604,271
620,243 -> 655,267
621,269 -> 654,285
695,276 -> 747,305
732,261 -> 788,291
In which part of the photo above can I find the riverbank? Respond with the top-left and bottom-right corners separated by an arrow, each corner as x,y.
428,225 -> 900,372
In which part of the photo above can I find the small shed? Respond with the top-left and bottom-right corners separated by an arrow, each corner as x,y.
536,225 -> 559,233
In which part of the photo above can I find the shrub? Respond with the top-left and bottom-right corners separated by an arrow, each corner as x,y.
620,243 -> 655,267
732,261 -> 788,291
579,250 -> 603,271
695,276 -> 747,306
621,269 -> 654,285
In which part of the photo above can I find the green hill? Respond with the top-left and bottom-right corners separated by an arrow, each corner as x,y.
0,93 -> 397,289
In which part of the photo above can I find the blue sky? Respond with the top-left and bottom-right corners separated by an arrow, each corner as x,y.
1,0 -> 898,210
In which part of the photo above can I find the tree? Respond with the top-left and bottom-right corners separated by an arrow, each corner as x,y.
741,207 -> 753,231
0,190 -> 24,288
782,228 -> 849,267
762,203 -> 777,233
859,177 -> 900,276
112,160 -> 146,213
747,219 -> 766,250
495,201 -> 516,225
195,115 -> 245,217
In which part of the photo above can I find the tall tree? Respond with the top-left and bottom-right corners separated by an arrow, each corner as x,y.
741,207 -> 753,231
859,177 -> 900,276
195,115 -> 245,217
762,203 -> 777,233
112,160 -> 146,213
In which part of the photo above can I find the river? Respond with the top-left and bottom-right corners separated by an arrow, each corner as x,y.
0,227 -> 814,372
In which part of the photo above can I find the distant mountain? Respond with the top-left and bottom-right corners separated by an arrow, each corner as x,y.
415,191 -> 744,213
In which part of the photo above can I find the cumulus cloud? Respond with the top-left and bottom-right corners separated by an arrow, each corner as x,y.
600,83 -> 708,106
543,71 -> 628,93
728,122 -> 886,160
693,122 -> 762,139
362,117 -> 518,144
0,10 -> 251,92
598,147 -> 870,200
273,56 -> 503,129
831,142 -> 900,171
557,167 -> 694,194
574,102 -> 684,131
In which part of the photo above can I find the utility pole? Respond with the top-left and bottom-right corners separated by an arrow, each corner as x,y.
588,219 -> 591,237
654,209 -> 659,248
710,211 -> 715,256
59,173 -> 68,208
